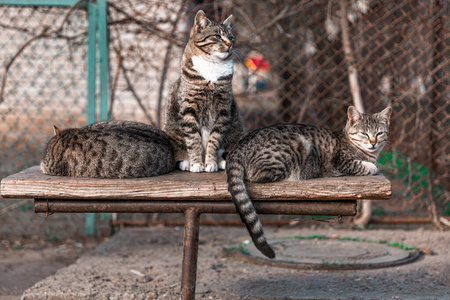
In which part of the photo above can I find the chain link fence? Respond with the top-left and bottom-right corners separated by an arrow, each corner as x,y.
1,0 -> 448,238
0,4 -> 91,238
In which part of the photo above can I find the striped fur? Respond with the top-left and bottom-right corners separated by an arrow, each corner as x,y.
226,106 -> 391,258
163,10 -> 244,173
40,121 -> 177,178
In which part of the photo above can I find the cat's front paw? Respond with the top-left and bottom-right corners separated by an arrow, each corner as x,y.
219,159 -> 226,170
361,161 -> 378,175
190,163 -> 205,173
205,162 -> 219,172
179,160 -> 190,171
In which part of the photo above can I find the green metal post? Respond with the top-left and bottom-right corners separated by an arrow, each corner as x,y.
0,0 -> 84,6
98,0 -> 111,223
86,0 -> 97,126
0,0 -> 110,237
98,0 -> 109,121
85,0 -> 98,236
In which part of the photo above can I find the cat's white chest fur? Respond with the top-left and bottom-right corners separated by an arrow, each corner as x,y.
201,126 -> 210,150
191,55 -> 233,83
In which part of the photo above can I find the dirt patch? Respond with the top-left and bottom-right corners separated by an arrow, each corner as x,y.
18,225 -> 450,299
0,236 -> 101,299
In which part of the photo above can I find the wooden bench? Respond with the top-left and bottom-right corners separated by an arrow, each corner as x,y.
1,166 -> 391,299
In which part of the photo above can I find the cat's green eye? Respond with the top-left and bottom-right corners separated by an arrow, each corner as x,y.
214,34 -> 221,40
376,132 -> 385,136
360,132 -> 369,137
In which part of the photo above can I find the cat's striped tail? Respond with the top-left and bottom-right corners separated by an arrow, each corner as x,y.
226,150 -> 276,259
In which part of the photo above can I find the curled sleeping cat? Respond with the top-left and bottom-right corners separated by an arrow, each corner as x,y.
40,121 -> 176,178
226,106 -> 392,258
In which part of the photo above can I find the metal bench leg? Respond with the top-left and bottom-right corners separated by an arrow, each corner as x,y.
181,208 -> 200,300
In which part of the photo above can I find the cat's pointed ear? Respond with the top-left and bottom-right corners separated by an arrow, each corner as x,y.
347,106 -> 362,126
222,14 -> 233,30
194,10 -> 210,32
53,125 -> 60,135
377,106 -> 392,125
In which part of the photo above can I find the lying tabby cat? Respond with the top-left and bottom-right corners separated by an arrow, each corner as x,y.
164,10 -> 244,173
226,106 -> 392,258
41,121 -> 176,178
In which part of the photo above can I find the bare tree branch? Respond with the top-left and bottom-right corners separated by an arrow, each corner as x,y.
108,2 -> 186,47
0,26 -> 49,103
0,199 -> 32,215
240,0 -> 321,45
0,0 -> 85,103
109,23 -> 123,119
339,0 -> 364,113
119,59 -> 155,125
339,0 -> 370,227
156,0 -> 187,128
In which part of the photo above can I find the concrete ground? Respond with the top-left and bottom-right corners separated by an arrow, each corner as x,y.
0,236 -> 100,300
18,224 -> 449,299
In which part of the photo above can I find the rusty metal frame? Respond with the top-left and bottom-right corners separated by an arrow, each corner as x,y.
35,199 -> 356,299
34,199 -> 356,215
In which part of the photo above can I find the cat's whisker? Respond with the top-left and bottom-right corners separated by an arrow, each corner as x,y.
232,49 -> 244,63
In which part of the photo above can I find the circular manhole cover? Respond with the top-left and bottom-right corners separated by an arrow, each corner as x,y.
232,236 -> 421,270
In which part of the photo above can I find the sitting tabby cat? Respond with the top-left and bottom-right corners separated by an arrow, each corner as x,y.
226,106 -> 392,258
41,121 -> 177,178
164,10 -> 244,173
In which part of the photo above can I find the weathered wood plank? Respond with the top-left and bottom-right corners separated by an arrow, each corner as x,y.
1,166 -> 391,201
